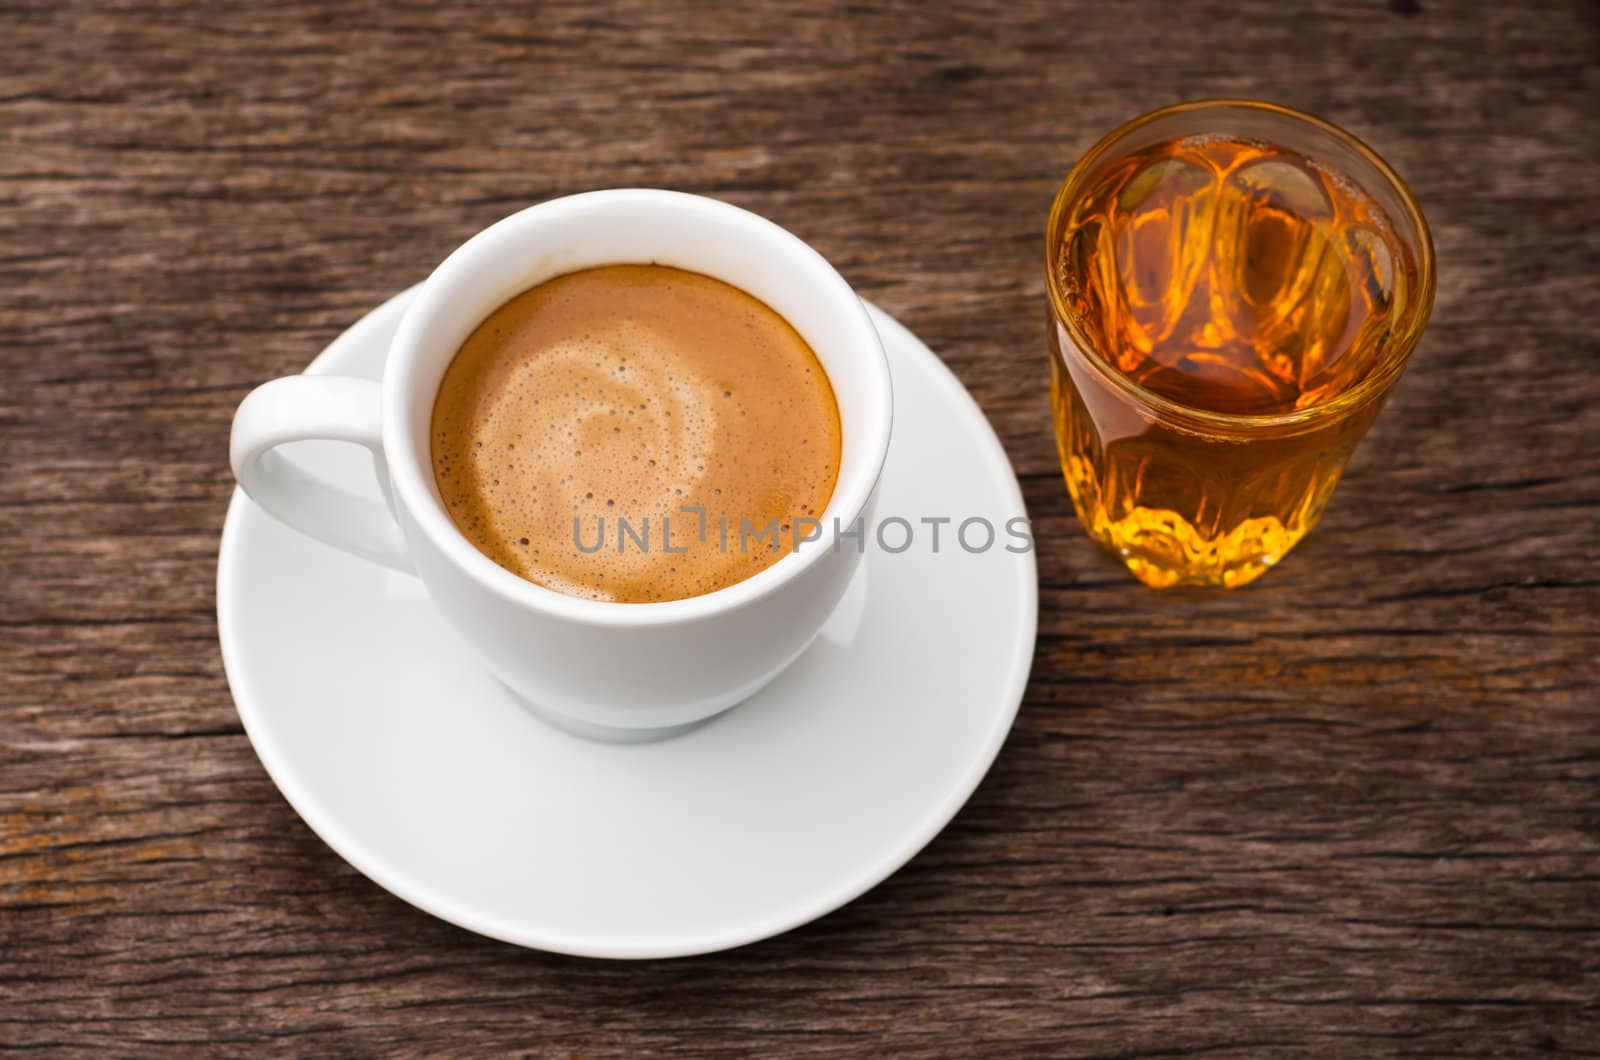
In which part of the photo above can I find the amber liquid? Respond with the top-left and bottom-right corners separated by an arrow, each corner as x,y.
1050,134 -> 1419,587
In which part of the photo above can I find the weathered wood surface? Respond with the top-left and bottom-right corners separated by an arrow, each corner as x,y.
2,0 -> 1597,1054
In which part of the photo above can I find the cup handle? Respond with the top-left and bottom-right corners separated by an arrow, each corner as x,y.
230,375 -> 413,572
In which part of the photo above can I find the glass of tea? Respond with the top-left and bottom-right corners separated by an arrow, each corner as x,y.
1046,100 -> 1435,588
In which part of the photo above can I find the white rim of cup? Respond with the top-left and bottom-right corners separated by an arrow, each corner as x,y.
383,189 -> 894,628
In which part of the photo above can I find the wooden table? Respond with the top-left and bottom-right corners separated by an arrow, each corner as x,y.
4,1 -> 1596,1053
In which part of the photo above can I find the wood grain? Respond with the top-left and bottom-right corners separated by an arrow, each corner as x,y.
2,0 -> 1597,1054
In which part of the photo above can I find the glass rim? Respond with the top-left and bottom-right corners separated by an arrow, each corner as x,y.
1044,98 -> 1437,434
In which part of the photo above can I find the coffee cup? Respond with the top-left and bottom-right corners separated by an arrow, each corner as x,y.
229,190 -> 893,739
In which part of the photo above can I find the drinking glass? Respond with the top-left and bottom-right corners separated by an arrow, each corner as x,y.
1046,100 -> 1435,588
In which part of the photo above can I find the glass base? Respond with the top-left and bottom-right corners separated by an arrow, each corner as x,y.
1078,501 -> 1309,589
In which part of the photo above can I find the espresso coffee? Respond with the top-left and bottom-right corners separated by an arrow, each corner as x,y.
430,265 -> 841,603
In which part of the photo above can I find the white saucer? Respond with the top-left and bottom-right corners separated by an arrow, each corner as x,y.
217,288 -> 1037,958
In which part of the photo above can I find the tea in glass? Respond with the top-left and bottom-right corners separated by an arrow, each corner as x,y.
1046,101 -> 1435,587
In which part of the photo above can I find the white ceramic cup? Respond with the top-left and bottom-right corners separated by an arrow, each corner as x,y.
230,190 -> 893,740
